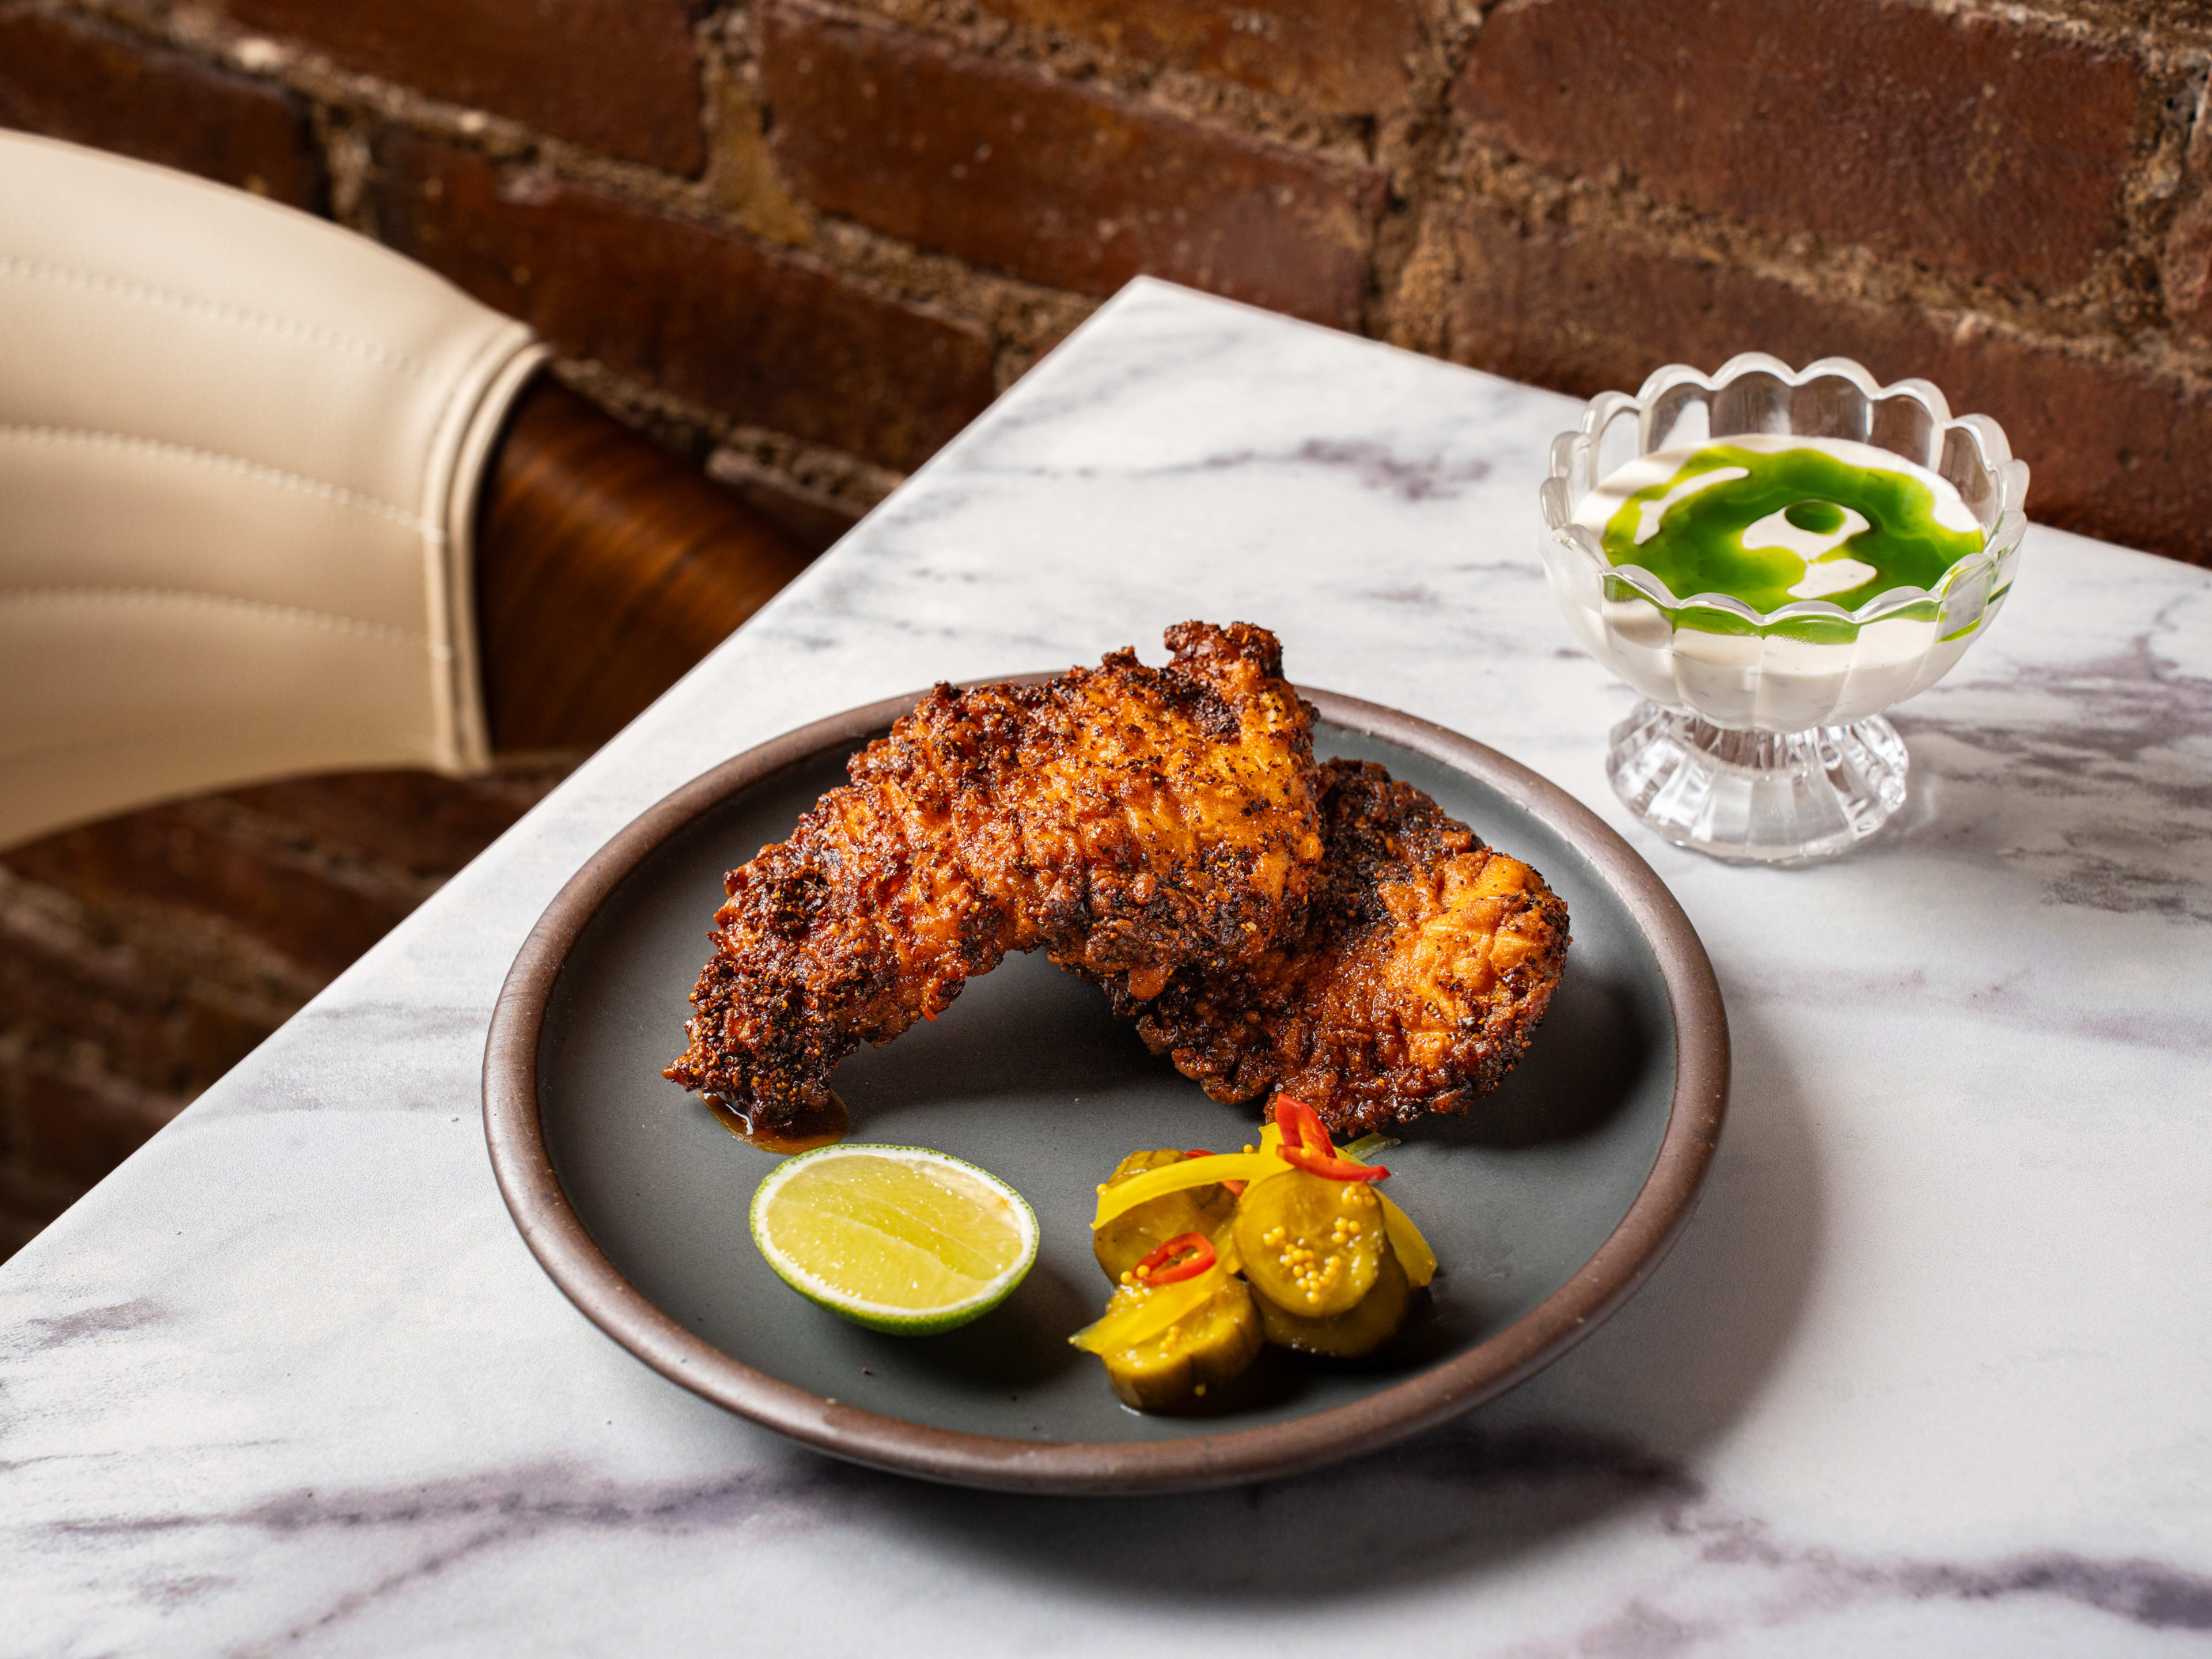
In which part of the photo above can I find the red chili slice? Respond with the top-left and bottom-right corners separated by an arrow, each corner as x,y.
1279,1143 -> 1389,1182
1133,1232 -> 1215,1285
1273,1094 -> 1328,1152
1272,1093 -> 1389,1182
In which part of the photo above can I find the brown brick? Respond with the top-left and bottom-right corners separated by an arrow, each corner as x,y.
216,767 -> 566,881
13,1054 -> 183,1190
759,0 -> 1387,328
0,1160 -> 82,1260
974,0 -> 1422,114
211,0 -> 704,175
1440,200 -> 2212,565
2,806 -> 414,981
371,130 -> 998,471
0,5 -> 323,208
1455,0 -> 2146,294
0,923 -> 274,1095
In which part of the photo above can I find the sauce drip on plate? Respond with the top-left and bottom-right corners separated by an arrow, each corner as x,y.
707,1091 -> 849,1154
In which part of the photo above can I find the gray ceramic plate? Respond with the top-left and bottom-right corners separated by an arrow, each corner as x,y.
484,687 -> 1727,1494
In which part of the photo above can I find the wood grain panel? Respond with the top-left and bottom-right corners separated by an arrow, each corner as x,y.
475,380 -> 816,753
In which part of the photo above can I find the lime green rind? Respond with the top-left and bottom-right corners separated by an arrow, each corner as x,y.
749,1144 -> 1039,1336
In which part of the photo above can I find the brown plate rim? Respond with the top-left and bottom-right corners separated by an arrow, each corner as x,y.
482,684 -> 1730,1495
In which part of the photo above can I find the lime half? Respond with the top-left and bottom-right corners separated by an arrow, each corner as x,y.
749,1144 -> 1038,1334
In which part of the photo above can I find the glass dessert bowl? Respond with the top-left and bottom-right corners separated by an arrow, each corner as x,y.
1539,353 -> 2029,865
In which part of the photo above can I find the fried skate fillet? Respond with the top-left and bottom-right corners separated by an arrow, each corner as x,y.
665,622 -> 1324,1128
1085,759 -> 1569,1134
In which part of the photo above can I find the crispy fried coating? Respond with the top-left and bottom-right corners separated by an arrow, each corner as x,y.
1085,759 -> 1570,1134
665,622 -> 1324,1127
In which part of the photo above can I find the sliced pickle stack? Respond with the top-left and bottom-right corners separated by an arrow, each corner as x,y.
1092,1149 -> 1237,1282
1069,1099 -> 1438,1411
1249,1244 -> 1412,1359
1097,1275 -> 1264,1410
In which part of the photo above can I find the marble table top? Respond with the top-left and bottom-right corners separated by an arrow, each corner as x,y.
7,279 -> 2210,1656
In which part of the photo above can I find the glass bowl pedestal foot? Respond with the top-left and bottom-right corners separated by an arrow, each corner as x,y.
1607,700 -> 1909,866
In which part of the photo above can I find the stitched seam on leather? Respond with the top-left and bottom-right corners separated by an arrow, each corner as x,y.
414,323 -> 517,772
0,425 -> 442,538
0,256 -> 427,377
0,585 -> 440,650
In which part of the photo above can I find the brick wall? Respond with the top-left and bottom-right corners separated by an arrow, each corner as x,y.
6,0 -> 2212,1252
0,767 -> 569,1256
9,0 -> 2212,565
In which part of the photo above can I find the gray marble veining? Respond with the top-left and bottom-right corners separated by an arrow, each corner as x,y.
5,280 -> 2209,1656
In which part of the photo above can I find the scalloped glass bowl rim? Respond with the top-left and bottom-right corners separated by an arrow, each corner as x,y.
1539,353 -> 2031,631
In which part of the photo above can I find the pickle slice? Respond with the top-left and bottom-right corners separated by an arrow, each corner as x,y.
1093,1149 -> 1236,1283
1232,1168 -> 1386,1317
1100,1275 -> 1263,1410
1250,1240 -> 1412,1359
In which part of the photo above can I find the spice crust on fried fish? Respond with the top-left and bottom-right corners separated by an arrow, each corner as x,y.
1084,758 -> 1570,1134
665,622 -> 1325,1127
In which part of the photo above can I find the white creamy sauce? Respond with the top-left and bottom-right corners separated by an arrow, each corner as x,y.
1558,433 -> 1991,730
1734,503 -> 1880,599
1782,554 -> 1881,601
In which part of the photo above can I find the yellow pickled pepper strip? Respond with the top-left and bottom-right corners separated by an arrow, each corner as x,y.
1334,1136 -> 1437,1288
1086,1115 -> 1434,1279
1088,1147 -> 1286,1229
1377,1196 -> 1436,1288
1211,1220 -> 1243,1278
1066,1263 -> 1228,1353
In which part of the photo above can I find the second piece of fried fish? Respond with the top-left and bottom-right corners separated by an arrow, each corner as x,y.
1083,758 -> 1570,1134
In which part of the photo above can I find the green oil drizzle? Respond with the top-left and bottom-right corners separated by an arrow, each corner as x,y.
1603,444 -> 1983,614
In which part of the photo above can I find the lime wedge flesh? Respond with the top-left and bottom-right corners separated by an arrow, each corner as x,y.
751,1146 -> 1036,1334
